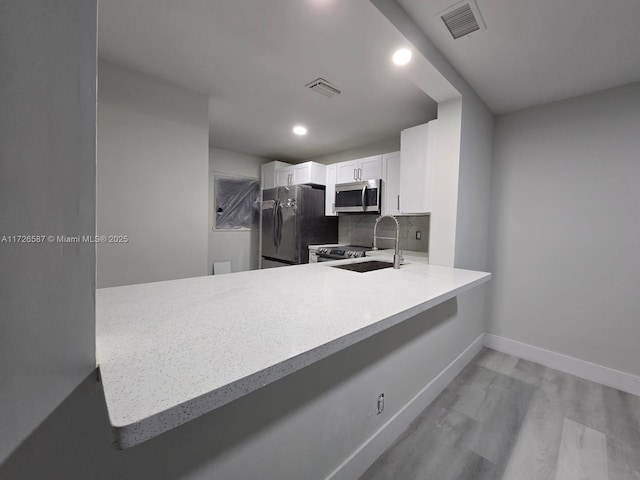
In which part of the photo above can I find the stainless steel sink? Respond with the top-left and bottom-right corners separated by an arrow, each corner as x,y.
330,260 -> 394,273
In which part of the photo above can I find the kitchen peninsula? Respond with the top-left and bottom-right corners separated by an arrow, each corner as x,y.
96,254 -> 490,449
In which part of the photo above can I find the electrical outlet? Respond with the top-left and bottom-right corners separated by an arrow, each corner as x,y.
416,231 -> 421,240
377,393 -> 385,415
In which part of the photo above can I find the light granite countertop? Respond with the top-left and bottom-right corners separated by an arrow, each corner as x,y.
96,254 -> 490,448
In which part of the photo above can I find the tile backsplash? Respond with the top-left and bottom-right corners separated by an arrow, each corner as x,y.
338,214 -> 430,253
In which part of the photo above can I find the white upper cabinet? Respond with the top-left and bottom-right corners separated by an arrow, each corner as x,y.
275,168 -> 292,187
325,164 -> 337,216
399,121 -> 437,214
359,155 -> 383,180
261,161 -> 291,190
275,161 -> 327,187
382,151 -> 401,215
335,155 -> 382,184
336,160 -> 360,184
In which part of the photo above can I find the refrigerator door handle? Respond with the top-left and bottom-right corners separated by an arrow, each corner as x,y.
276,201 -> 283,247
272,200 -> 279,248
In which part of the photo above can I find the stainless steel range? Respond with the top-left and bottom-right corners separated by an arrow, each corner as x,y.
314,245 -> 373,262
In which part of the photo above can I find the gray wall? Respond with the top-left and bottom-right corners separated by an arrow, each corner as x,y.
97,60 -> 209,287
209,147 -> 270,273
488,81 -> 640,375
0,0 -> 97,463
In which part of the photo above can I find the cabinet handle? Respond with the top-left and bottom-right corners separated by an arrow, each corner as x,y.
353,168 -> 357,181
358,168 -> 362,181
397,195 -> 400,211
332,203 -> 335,214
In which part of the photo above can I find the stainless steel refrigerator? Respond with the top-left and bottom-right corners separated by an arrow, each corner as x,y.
261,185 -> 338,267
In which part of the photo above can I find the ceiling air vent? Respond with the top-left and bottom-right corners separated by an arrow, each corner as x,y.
439,0 -> 486,39
305,78 -> 341,98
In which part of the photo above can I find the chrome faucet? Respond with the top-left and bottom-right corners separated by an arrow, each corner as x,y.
372,215 -> 403,269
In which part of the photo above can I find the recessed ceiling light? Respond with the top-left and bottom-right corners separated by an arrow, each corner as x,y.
293,125 -> 308,136
392,49 -> 412,66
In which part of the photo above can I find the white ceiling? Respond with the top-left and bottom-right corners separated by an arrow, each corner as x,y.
98,0 -> 437,161
398,0 -> 640,114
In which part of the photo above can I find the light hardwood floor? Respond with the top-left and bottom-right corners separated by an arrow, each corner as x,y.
360,348 -> 640,480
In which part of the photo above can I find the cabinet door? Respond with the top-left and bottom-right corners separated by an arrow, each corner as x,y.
336,160 -> 359,184
382,152 -> 400,215
261,164 -> 275,190
292,163 -> 311,185
359,155 -> 382,180
276,167 -> 292,187
262,161 -> 291,190
325,164 -> 337,216
400,122 -> 433,213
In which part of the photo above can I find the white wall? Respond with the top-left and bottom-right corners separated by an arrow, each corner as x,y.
489,81 -> 640,376
429,98 -> 462,267
209,147 -> 270,273
455,93 -> 494,272
97,60 -> 209,287
0,0 -> 97,463
454,91 -> 494,343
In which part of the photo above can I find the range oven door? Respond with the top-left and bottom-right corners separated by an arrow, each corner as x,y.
335,179 -> 381,213
316,253 -> 348,262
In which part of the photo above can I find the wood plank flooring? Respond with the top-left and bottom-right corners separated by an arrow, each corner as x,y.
359,348 -> 640,480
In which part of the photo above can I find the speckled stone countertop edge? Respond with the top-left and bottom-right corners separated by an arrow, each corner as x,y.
104,269 -> 491,449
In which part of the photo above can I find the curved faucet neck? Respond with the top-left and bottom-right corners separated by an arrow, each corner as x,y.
372,215 -> 402,269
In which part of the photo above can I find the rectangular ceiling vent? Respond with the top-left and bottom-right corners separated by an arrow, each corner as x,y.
305,78 -> 341,98
439,0 -> 486,39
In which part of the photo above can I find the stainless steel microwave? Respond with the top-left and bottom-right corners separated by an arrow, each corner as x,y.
334,179 -> 381,213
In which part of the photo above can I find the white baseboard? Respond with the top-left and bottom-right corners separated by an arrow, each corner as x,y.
483,333 -> 640,397
325,333 -> 485,480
